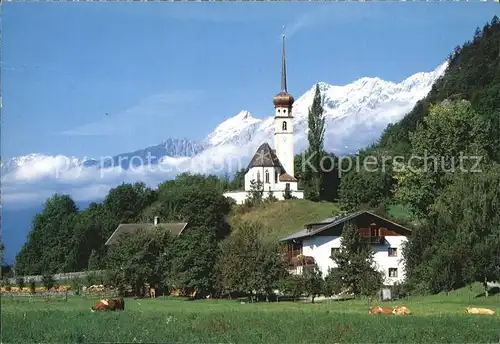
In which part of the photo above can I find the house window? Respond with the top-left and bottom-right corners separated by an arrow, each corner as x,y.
285,183 -> 290,190
275,170 -> 278,183
388,268 -> 398,278
388,248 -> 397,257
282,121 -> 287,131
265,170 -> 270,183
257,171 -> 261,183
331,247 -> 340,257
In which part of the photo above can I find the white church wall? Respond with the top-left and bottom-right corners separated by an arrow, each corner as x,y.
245,166 -> 299,192
276,180 -> 298,191
222,191 -> 247,204
223,190 -> 304,205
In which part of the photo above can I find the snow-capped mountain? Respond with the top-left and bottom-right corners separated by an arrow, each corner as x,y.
1,154 -> 86,176
197,61 -> 447,157
2,62 -> 447,175
82,138 -> 206,169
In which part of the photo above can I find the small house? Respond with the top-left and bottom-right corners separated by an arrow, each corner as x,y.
279,211 -> 411,285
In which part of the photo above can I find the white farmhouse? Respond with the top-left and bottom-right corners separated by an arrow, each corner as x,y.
279,211 -> 412,286
223,35 -> 304,204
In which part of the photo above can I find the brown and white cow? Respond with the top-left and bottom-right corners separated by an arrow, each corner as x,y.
368,306 -> 394,314
90,297 -> 125,312
392,306 -> 410,315
466,307 -> 495,315
368,306 -> 410,315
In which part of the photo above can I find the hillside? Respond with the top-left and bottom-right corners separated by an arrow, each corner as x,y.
378,16 -> 500,158
228,199 -> 341,243
339,16 -> 500,212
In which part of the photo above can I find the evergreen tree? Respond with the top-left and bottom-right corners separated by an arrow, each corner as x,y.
229,169 -> 246,191
283,183 -> 293,200
266,187 -> 278,203
329,222 -> 383,296
306,84 -> 326,200
247,179 -> 264,206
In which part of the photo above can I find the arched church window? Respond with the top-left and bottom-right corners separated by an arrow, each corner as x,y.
257,171 -> 261,182
265,170 -> 270,183
282,121 -> 287,131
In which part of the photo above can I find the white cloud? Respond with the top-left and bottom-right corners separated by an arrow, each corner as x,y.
0,142 -> 257,209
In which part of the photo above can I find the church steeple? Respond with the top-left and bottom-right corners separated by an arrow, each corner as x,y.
281,34 -> 287,93
273,33 -> 294,109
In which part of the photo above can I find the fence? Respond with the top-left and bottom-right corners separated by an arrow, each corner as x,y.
6,270 -> 105,285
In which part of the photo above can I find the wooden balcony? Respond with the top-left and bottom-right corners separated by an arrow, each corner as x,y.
359,235 -> 385,245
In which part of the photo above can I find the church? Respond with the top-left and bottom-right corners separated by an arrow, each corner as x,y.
223,35 -> 305,204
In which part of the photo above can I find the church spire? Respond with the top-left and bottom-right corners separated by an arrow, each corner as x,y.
273,29 -> 294,109
281,34 -> 287,92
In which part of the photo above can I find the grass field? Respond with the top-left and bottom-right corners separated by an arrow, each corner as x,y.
228,199 -> 340,242
3,284 -> 500,343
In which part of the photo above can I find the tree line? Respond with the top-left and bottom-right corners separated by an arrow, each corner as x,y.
335,16 -> 500,295
7,170 -> 387,300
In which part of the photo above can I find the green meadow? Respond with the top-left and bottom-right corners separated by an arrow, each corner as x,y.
3,285 -> 500,343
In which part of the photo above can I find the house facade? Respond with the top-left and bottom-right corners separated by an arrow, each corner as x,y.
223,35 -> 304,204
279,211 -> 411,286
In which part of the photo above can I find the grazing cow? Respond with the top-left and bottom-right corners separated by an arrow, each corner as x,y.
369,306 -> 394,314
90,297 -> 125,312
392,306 -> 410,315
466,307 -> 495,315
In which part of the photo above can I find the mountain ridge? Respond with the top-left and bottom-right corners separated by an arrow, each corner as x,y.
2,62 -> 447,175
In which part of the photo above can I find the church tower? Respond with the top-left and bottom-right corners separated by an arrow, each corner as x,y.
273,34 -> 295,178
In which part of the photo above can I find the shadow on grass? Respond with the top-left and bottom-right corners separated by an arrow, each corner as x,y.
475,286 -> 500,298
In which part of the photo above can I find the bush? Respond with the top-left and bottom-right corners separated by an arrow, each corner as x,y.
392,280 -> 413,299
279,275 -> 304,300
16,276 -> 25,290
28,279 -> 36,294
42,274 -> 55,290
283,186 -> 293,200
70,278 -> 83,295
85,271 -> 99,286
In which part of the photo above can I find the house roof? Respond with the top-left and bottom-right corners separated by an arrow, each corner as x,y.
279,172 -> 297,182
105,222 -> 188,245
246,143 -> 284,170
279,211 -> 411,242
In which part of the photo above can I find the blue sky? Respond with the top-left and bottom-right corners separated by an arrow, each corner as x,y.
3,2 -> 499,159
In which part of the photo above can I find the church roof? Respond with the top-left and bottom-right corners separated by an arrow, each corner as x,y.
247,143 -> 284,169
